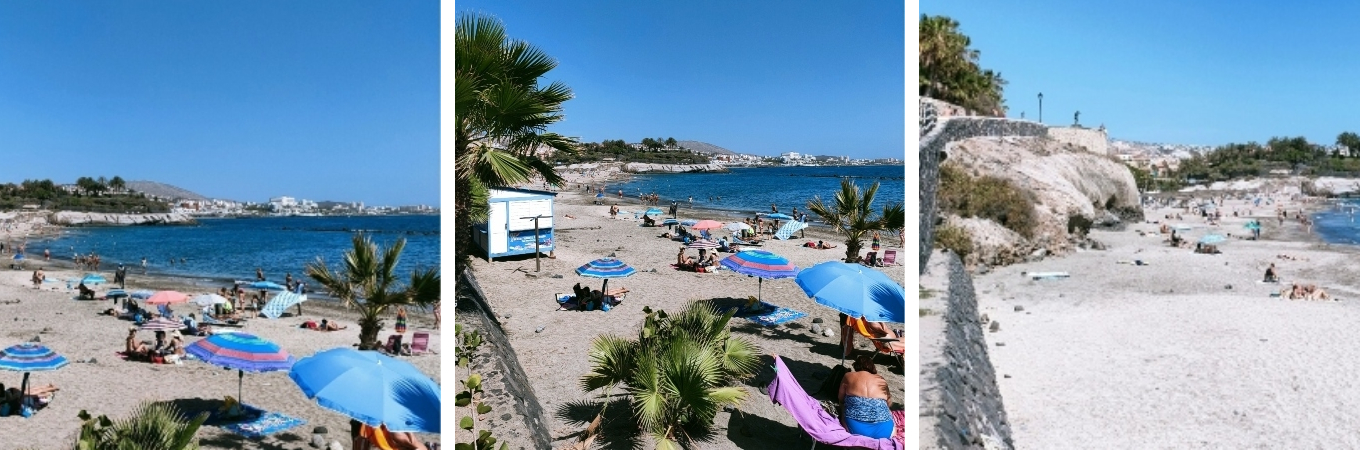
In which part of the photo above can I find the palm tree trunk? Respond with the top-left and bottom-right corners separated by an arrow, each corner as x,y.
455,177 -> 474,277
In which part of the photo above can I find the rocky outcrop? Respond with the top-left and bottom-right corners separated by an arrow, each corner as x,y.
49,212 -> 197,226
621,163 -> 728,174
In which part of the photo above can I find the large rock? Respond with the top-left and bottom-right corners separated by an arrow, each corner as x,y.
621,163 -> 729,174
48,212 -> 197,226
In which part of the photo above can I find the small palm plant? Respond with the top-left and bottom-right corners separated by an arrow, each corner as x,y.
306,233 -> 441,350
580,302 -> 762,449
807,178 -> 906,263
73,401 -> 208,450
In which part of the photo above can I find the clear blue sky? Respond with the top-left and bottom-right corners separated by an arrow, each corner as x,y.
920,1 -> 1360,147
0,1 -> 438,206
455,1 -> 905,159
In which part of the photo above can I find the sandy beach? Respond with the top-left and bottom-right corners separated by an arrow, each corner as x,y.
0,253 -> 441,449
971,194 -> 1360,449
456,176 -> 908,449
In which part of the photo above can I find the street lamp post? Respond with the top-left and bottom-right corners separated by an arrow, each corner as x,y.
1038,92 -> 1044,123
520,215 -> 550,272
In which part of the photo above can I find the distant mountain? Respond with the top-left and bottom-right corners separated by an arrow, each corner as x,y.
125,181 -> 209,201
676,140 -> 738,156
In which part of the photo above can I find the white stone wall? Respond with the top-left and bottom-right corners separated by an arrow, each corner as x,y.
1046,126 -> 1109,155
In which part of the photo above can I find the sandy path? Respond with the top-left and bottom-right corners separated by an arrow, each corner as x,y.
975,197 -> 1360,449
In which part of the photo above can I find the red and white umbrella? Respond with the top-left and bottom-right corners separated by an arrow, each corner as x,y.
139,317 -> 184,332
145,291 -> 189,305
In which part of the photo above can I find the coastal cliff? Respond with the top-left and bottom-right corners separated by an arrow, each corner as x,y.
620,163 -> 728,174
48,211 -> 197,226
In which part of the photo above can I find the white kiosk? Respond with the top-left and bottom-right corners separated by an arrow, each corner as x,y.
474,188 -> 556,261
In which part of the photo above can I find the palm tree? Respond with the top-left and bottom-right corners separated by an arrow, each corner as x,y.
455,12 -> 578,274
579,302 -> 761,449
806,179 -> 906,263
74,401 -> 208,450
305,233 -> 440,350
919,14 -> 1006,114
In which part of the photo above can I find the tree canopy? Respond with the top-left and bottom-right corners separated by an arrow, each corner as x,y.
919,15 -> 1007,115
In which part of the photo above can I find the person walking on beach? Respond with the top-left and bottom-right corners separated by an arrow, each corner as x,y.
141,257 -> 147,273
43,248 -> 49,261
256,267 -> 265,282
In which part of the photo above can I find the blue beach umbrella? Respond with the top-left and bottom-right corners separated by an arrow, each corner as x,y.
680,219 -> 699,227
248,281 -> 286,291
106,289 -> 128,299
11,253 -> 22,260
765,213 -> 794,221
186,333 -> 295,404
794,261 -> 905,323
662,218 -> 679,226
720,250 -> 799,302
644,208 -> 665,216
81,274 -> 105,285
576,257 -> 636,296
289,348 -> 441,433
0,342 -> 69,405
1199,234 -> 1227,245
774,220 -> 809,240
130,290 -> 155,300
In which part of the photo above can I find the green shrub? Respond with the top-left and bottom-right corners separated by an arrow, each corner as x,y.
938,163 -> 1038,237
933,223 -> 973,258
1067,214 -> 1093,236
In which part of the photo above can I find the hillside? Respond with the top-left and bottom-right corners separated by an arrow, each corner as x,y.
125,181 -> 209,201
676,140 -> 737,156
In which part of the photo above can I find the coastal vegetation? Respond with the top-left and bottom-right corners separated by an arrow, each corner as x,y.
304,233 -> 440,350
806,179 -> 906,263
579,303 -> 761,449
937,163 -> 1038,238
1165,135 -> 1360,187
0,178 -> 171,213
548,139 -> 709,165
456,324 -> 509,450
74,402 -> 207,450
455,12 -> 577,274
919,14 -> 1007,115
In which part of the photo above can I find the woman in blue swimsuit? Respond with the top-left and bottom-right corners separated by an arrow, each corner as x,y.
838,355 -> 894,438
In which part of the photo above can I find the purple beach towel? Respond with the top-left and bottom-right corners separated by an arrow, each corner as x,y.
767,356 -> 901,450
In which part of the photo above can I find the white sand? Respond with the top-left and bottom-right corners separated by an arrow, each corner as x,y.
459,187 -> 907,448
975,196 -> 1360,449
0,263 -> 440,449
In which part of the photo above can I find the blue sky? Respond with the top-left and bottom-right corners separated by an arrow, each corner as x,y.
920,1 -> 1360,147
0,2 -> 438,206
455,1 -> 906,159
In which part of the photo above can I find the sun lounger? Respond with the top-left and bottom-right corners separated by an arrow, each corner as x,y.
846,317 -> 905,368
880,250 -> 898,266
201,314 -> 246,328
410,332 -> 433,355
381,334 -> 403,355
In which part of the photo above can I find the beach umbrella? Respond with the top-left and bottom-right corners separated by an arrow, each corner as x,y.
765,213 -> 794,221
686,239 -> 721,250
11,253 -> 22,260
773,221 -> 809,240
289,348 -> 441,433
723,222 -> 752,232
129,290 -> 155,300
248,281 -> 286,291
576,257 -> 636,297
190,293 -> 229,307
1199,234 -> 1227,245
679,219 -> 698,227
720,250 -> 799,302
145,290 -> 189,305
794,261 -> 905,323
106,289 -> 129,299
260,292 -> 308,319
690,220 -> 723,230
1244,221 -> 1262,230
662,218 -> 679,226
0,342 -> 68,406
139,317 -> 185,332
644,208 -> 665,217
186,333 -> 294,405
81,274 -> 106,285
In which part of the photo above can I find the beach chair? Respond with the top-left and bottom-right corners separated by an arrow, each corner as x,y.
846,317 -> 905,368
201,313 -> 246,328
730,235 -> 762,247
158,304 -> 173,318
409,332 -> 434,355
861,252 -> 879,267
880,250 -> 898,266
381,334 -> 403,355
700,230 -> 712,240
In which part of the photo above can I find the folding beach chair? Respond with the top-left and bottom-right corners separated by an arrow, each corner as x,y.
880,250 -> 898,266
861,252 -> 878,267
158,304 -> 173,318
845,317 -> 905,368
409,332 -> 434,355
381,334 -> 403,355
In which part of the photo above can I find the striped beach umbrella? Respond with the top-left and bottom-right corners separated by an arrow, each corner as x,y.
0,343 -> 69,402
720,250 -> 799,302
187,333 -> 295,405
773,221 -> 809,240
260,292 -> 308,319
139,316 -> 185,332
690,220 -> 724,230
576,257 -> 636,296
106,289 -> 129,299
145,290 -> 189,305
686,239 -> 721,250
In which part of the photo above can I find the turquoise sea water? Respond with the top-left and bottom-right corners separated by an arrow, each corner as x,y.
605,165 -> 906,217
1314,200 -> 1360,245
34,215 -> 439,283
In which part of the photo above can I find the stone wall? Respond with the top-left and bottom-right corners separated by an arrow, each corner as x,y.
918,100 -> 1049,272
1046,126 -> 1109,156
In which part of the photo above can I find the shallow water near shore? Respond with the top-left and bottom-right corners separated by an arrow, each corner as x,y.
28,215 -> 439,283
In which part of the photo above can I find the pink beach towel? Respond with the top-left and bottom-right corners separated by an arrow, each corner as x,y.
766,356 -> 902,450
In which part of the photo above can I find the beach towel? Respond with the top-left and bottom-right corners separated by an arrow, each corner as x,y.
1027,272 -> 1070,280
766,356 -> 901,450
720,302 -> 807,327
204,403 -> 306,439
259,292 -> 307,319
556,295 -> 621,312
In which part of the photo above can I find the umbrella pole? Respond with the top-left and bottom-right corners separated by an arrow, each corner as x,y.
20,372 -> 29,402
238,370 -> 244,405
758,278 -> 763,303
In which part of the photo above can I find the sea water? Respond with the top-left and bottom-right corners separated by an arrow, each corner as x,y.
1313,200 -> 1360,245
33,215 -> 439,283
605,165 -> 906,217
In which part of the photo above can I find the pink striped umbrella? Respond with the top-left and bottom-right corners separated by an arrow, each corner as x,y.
145,291 -> 189,305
